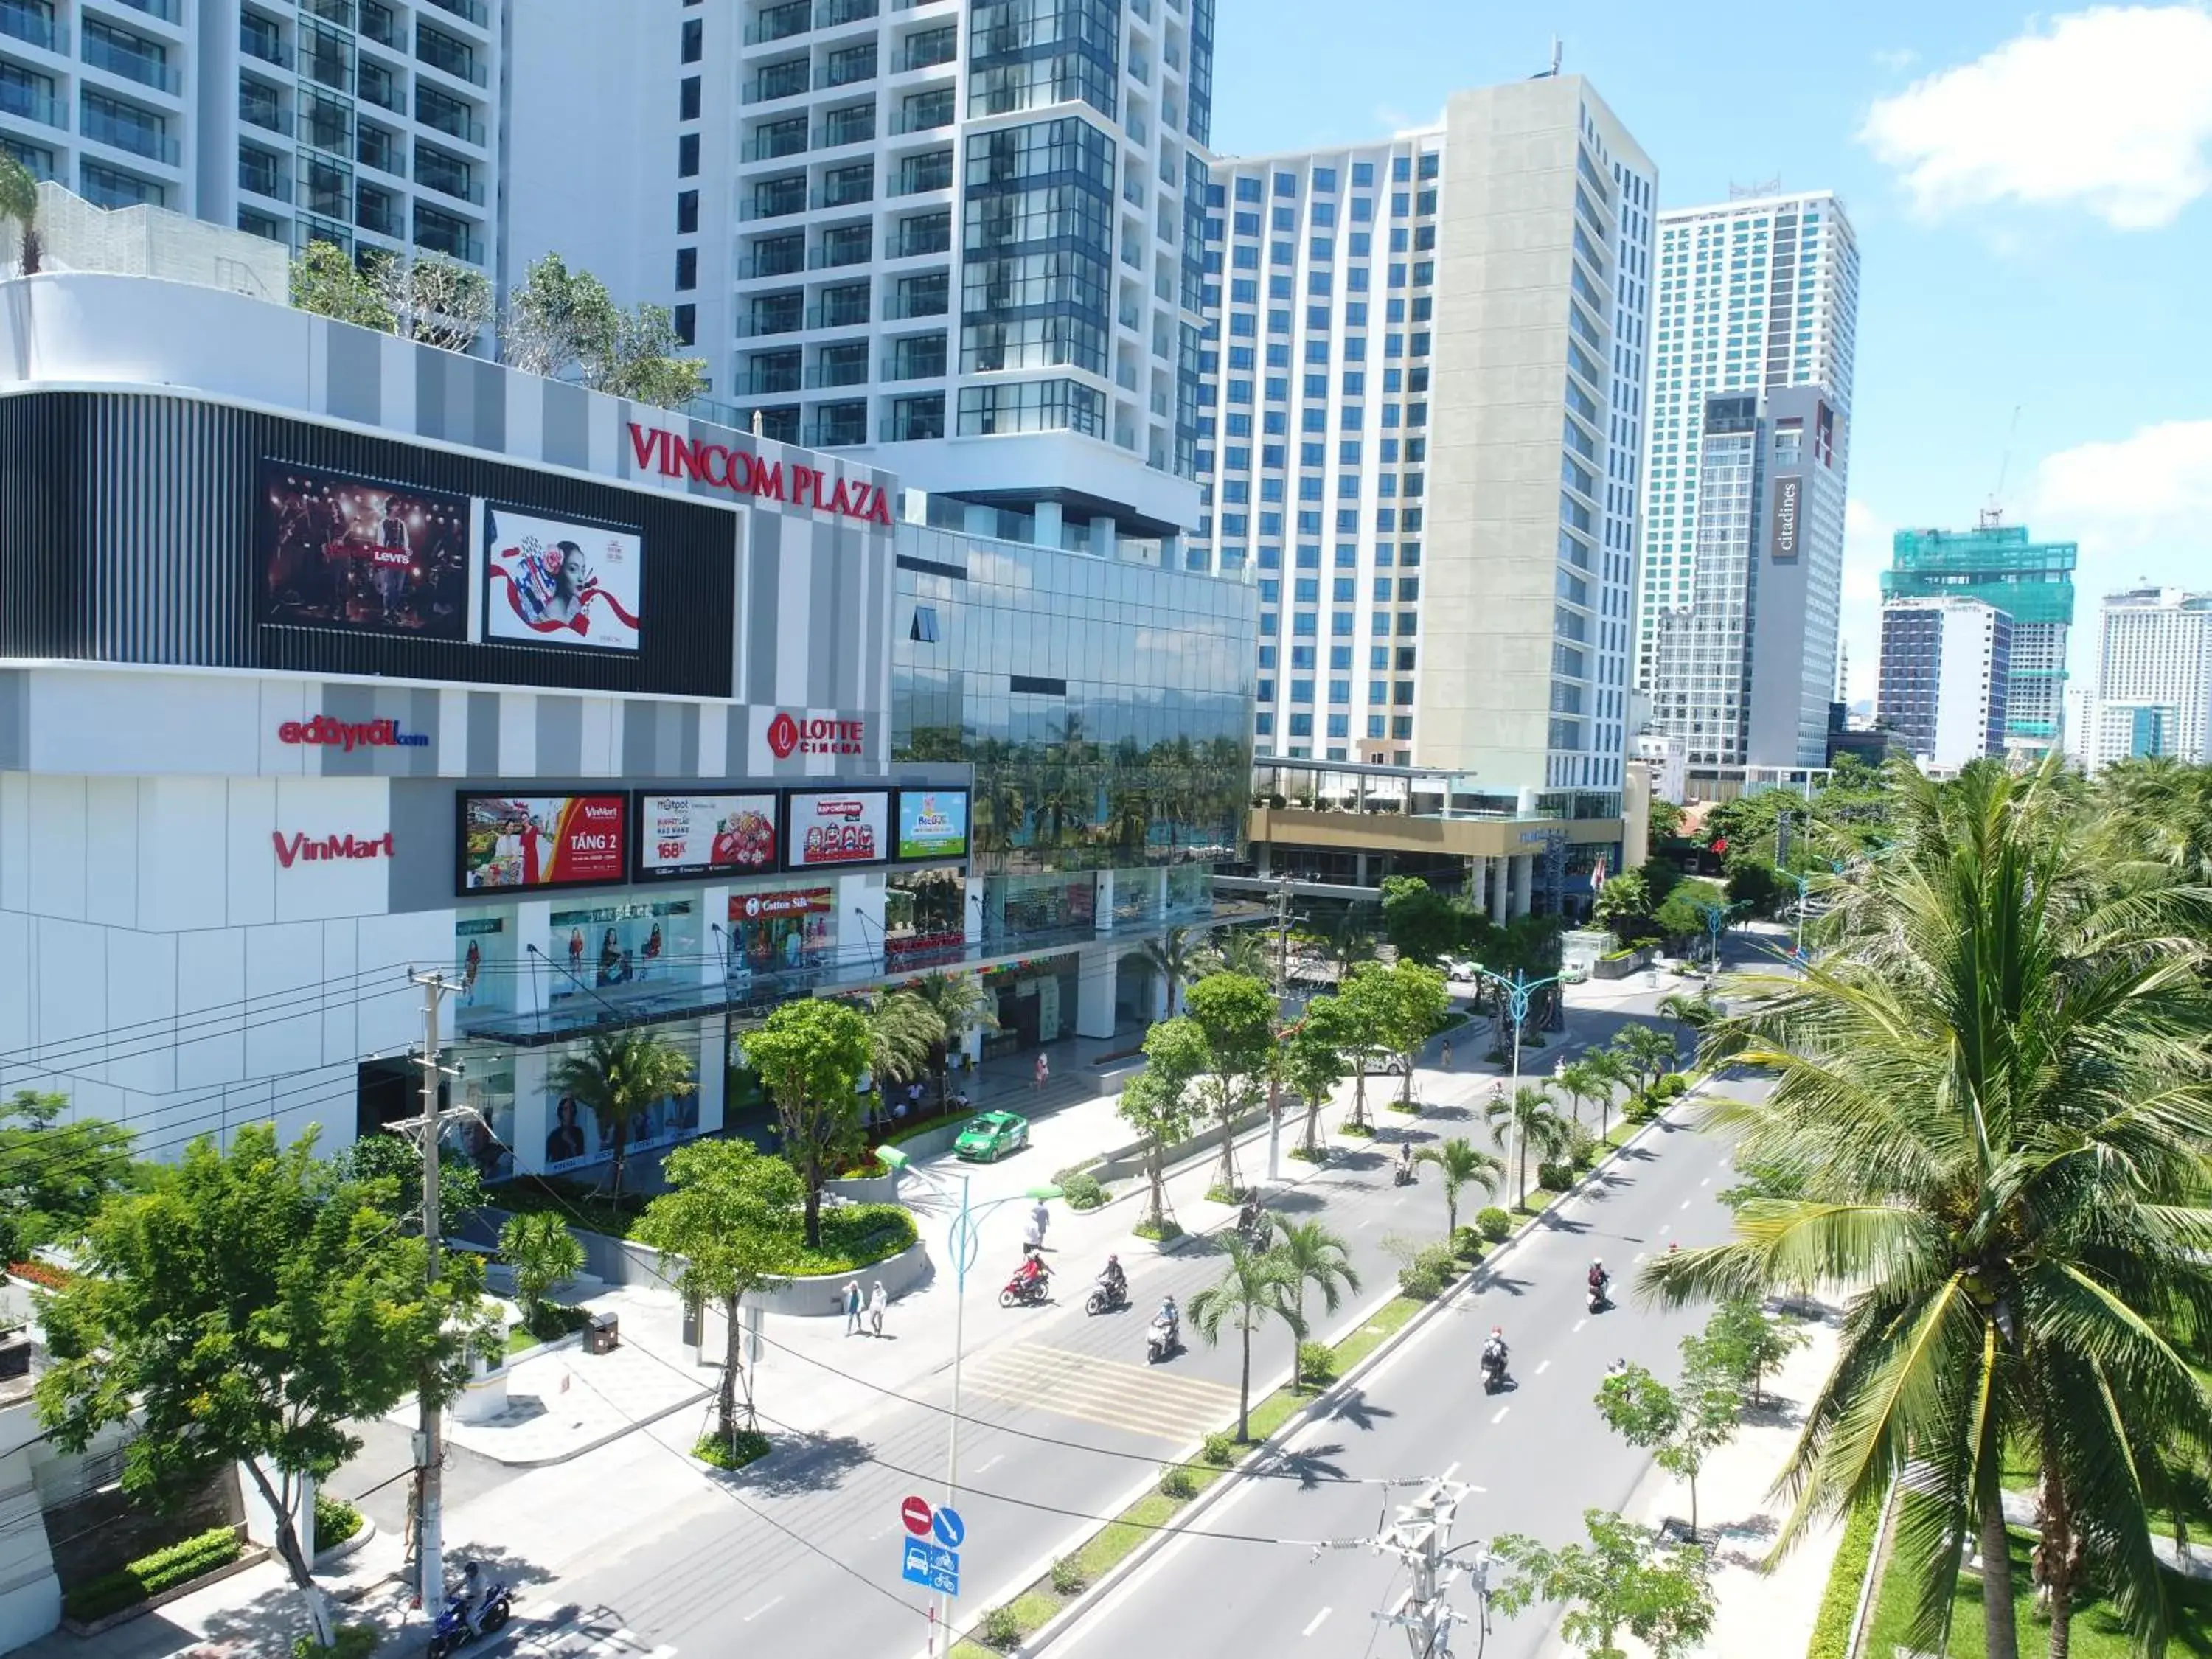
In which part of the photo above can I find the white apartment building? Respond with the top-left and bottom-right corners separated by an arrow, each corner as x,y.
1639,190 -> 1859,689
1874,595 -> 2011,771
0,0 -> 501,272
2089,585 -> 2212,771
505,0 -> 1214,543
1198,75 -> 1653,796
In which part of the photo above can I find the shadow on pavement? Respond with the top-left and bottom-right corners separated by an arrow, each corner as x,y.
1317,1386 -> 1397,1434
737,1430 -> 874,1496
1259,1441 -> 1349,1489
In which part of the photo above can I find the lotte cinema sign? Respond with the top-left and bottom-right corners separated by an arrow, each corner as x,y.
768,711 -> 866,758
627,423 -> 893,526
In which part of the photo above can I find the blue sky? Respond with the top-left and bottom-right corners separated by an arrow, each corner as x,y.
1211,0 -> 2212,700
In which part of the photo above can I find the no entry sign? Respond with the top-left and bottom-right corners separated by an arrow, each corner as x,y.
901,1494 -> 933,1537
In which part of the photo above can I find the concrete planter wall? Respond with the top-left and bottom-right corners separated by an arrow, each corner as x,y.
824,1169 -> 900,1205
740,1236 -> 933,1318
1592,947 -> 1650,981
1091,1105 -> 1270,1186
874,1118 -> 966,1163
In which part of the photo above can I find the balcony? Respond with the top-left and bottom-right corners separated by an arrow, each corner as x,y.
814,173 -> 872,209
810,232 -> 872,269
238,91 -> 291,135
738,245 -> 805,279
741,181 -> 807,220
883,281 -> 947,319
80,100 -> 177,164
814,106 -> 874,148
745,1 -> 810,45
413,206 -> 481,263
803,410 -> 869,448
237,154 -> 288,201
742,121 -> 808,161
880,405 -> 945,442
807,297 -> 871,329
108,0 -> 178,23
0,0 -> 55,52
356,125 -> 401,175
898,26 -> 956,72
735,364 -> 801,396
821,45 -> 877,88
415,89 -> 484,146
238,19 -> 288,67
815,0 -> 877,24
421,0 -> 487,27
745,59 -> 810,102
885,344 -> 946,381
415,150 -> 480,204
893,150 -> 950,193
356,59 -> 400,111
740,305 -> 803,338
82,29 -> 181,94
415,24 -> 485,87
300,46 -> 350,93
0,77 -> 59,128
358,0 -> 397,47
805,355 -> 869,389
888,218 -> 948,258
890,94 -> 952,133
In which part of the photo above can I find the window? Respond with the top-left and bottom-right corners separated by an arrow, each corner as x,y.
673,303 -> 695,345
1333,577 -> 1356,602
1313,166 -> 1338,193
1335,543 -> 1358,568
1329,646 -> 1352,670
1236,175 -> 1262,202
678,133 -> 699,176
676,189 -> 698,234
1372,576 -> 1392,602
1299,442 -> 1324,467
910,604 -> 940,643
680,75 -> 700,121
1271,205 -> 1294,232
1352,161 -> 1374,187
1328,681 -> 1350,705
675,248 -> 696,289
1273,171 -> 1296,196
681,17 -> 702,61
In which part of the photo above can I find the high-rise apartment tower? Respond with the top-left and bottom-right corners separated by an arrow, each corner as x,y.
1875,596 -> 2012,771
2088,585 -> 2212,771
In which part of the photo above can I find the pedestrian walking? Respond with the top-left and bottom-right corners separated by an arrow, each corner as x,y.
1441,1037 -> 1453,1070
868,1280 -> 887,1337
1033,1052 -> 1050,1094
842,1278 -> 863,1336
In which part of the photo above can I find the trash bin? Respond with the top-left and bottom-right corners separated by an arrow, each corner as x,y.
588,1310 -> 620,1354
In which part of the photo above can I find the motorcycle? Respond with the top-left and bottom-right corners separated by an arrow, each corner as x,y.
1146,1315 -> 1181,1364
1085,1274 -> 1130,1316
1587,1276 -> 1610,1314
428,1580 -> 512,1659
999,1265 -> 1052,1308
1481,1349 -> 1509,1394
1393,1158 -> 1416,1188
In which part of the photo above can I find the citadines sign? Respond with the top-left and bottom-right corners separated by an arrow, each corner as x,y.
1770,475 -> 1803,563
627,423 -> 894,526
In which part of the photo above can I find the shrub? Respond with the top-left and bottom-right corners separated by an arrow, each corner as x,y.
1051,1555 -> 1088,1596
7,1258 -> 71,1290
1384,1099 -> 1420,1116
1657,1072 -> 1691,1099
524,1301 -> 591,1343
692,1429 -> 772,1470
1568,1127 -> 1599,1170
293,1624 -> 380,1659
978,1604 -> 1024,1651
1287,1144 -> 1326,1164
63,1526 -> 243,1623
1132,1217 -> 1183,1242
1623,1093 -> 1659,1124
1451,1226 -> 1487,1262
760,1203 -> 917,1276
313,1494 -> 364,1551
1537,1160 -> 1576,1193
1202,1430 -> 1239,1467
1158,1462 -> 1200,1499
1204,1182 -> 1242,1206
1476,1206 -> 1512,1242
1339,1121 -> 1376,1138
1397,1243 -> 1458,1301
1297,1339 -> 1339,1388
1056,1169 -> 1107,1211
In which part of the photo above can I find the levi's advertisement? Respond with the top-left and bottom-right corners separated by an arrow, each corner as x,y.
459,794 -> 628,893
483,503 -> 643,653
636,793 -> 780,881
258,460 -> 471,641
896,789 -> 970,861
785,790 -> 888,869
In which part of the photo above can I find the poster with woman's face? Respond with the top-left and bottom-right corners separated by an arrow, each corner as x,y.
540,1043 -> 701,1175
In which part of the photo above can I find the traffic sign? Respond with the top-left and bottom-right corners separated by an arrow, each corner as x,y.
900,1539 -> 960,1596
931,1505 -> 966,1549
900,1495 -> 933,1537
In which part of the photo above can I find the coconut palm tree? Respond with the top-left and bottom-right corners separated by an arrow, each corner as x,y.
863,988 -> 939,1098
1200,925 -> 1275,984
1611,1023 -> 1680,1096
548,1028 -> 698,1203
1582,1047 -> 1632,1141
0,150 -> 41,275
1187,1235 -> 1297,1441
1657,991 -> 1721,1041
1484,1084 -> 1569,1210
1267,1217 -> 1360,1389
908,971 -> 998,1108
1645,759 -> 2212,1659
1139,924 -> 1200,1018
1415,1136 -> 1503,1242
1551,1057 -> 1608,1134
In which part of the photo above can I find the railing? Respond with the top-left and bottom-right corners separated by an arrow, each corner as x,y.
745,62 -> 810,102
413,215 -> 481,263
740,190 -> 807,220
893,155 -> 952,194
737,250 -> 805,279
810,237 -> 873,268
813,179 -> 873,209
879,411 -> 945,441
81,102 -> 178,163
898,29 -> 956,72
299,0 -> 351,24
299,49 -> 349,92
814,111 -> 876,147
889,223 -> 949,258
745,1 -> 810,45
889,100 -> 953,134
884,353 -> 945,382
0,0 -> 55,52
239,97 -> 291,135
356,131 -> 403,175
734,369 -> 804,396
815,0 -> 877,24
358,0 -> 397,46
883,287 -> 948,319
801,420 -> 869,448
742,126 -> 809,161
804,358 -> 870,388
83,32 -> 181,94
415,29 -> 486,86
806,302 -> 872,329
109,0 -> 178,22
0,82 -> 59,128
356,63 -> 401,111
415,92 -> 484,145
416,159 -> 481,204
740,311 -> 804,338
237,159 -> 290,200
421,0 -> 487,28
356,192 -> 400,235
821,49 -> 876,87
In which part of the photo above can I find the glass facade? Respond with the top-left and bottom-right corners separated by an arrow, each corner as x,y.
893,518 -> 1256,940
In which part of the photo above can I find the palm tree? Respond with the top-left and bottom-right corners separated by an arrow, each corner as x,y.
1551,1057 -> 1607,1133
1415,1137 -> 1503,1242
1657,991 -> 1720,1041
1267,1218 -> 1360,1389
1582,1048 -> 1632,1141
908,971 -> 999,1109
1484,1084 -> 1568,1210
1140,924 -> 1200,1017
1200,925 -> 1274,983
1187,1236 -> 1297,1441
1645,760 -> 2212,1659
1611,1023 -> 1679,1096
863,989 -> 940,1099
0,150 -> 41,275
548,1028 -> 698,1203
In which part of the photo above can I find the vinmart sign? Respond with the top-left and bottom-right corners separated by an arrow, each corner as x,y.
627,423 -> 894,526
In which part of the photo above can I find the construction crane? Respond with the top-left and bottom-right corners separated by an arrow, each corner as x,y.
1980,403 -> 2023,529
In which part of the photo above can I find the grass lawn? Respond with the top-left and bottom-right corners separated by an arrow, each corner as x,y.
1863,1531 -> 2212,1658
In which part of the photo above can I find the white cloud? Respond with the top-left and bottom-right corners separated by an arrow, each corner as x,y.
1872,46 -> 1920,72
2027,420 -> 2212,599
1859,5 -> 2212,229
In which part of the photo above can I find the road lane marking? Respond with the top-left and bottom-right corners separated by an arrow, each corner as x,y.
1534,1360 -> 1551,1375
1680,1199 -> 1693,1210
1572,1318 -> 1586,1333
1490,1405 -> 1509,1424
976,1453 -> 1004,1474
743,1598 -> 782,1622
1700,1177 -> 1711,1187
1302,1608 -> 1332,1637
1658,1224 -> 1672,1237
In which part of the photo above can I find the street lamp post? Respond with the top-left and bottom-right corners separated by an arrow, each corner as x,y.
1466,966 -> 1562,1208
877,1148 -> 1059,1656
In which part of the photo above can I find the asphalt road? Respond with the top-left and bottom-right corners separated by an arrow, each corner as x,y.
1037,1087 -> 1753,1659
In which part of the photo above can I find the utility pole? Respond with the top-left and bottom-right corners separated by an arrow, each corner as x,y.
392,970 -> 466,1621
1266,874 -> 1294,1184
1371,1478 -> 1484,1656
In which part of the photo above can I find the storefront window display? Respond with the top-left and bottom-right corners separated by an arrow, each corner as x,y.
885,869 -> 966,969
982,952 -> 1080,1052
542,1023 -> 704,1176
453,913 -> 518,1023
726,886 -> 837,984
455,1051 -> 516,1182
995,872 -> 1095,944
545,900 -> 700,1001
1166,863 -> 1213,917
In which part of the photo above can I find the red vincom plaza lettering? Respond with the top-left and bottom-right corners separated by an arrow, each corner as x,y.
627,423 -> 894,526
768,711 -> 867,759
273,830 -> 393,868
279,715 -> 429,751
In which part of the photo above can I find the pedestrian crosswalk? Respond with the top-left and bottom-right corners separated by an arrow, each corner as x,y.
959,1343 -> 1241,1442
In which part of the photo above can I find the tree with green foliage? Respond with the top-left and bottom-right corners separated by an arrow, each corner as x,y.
1724,855 -> 1780,912
908,970 -> 999,1109
548,1029 -> 698,1205
1340,960 -> 1447,1112
1491,1509 -> 1715,1659
1117,1017 -> 1207,1236
1415,1136 -> 1502,1241
1610,1023 -> 1679,1096
36,1125 -> 487,1646
1197,925 -> 1274,982
1647,757 -> 2212,1659
332,1130 -> 483,1236
0,149 -> 42,274
501,252 -> 705,408
1138,923 -> 1200,1016
0,1090 -> 136,1266
497,1211 -> 583,1337
1378,875 -> 1468,967
1590,867 -> 1654,933
1281,997 -> 1352,1155
1655,991 -> 1719,1040
1486,1084 -> 1570,1208
1593,1360 -> 1739,1542
1183,971 -> 1277,1194
1551,1058 -> 1609,1135
1267,1217 -> 1359,1389
1646,798 -> 1687,842
861,987 -> 939,1093
1186,1235 -> 1295,1441
369,250 -> 492,352
1689,1296 -> 1806,1409
289,240 -> 394,333
741,998 -> 872,1249
635,1138 -> 803,1453
1328,965 -> 1390,1132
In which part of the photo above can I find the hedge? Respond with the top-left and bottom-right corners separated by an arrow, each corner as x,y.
1804,1490 -> 1885,1659
759,1203 -> 917,1277
64,1526 -> 244,1623
313,1494 -> 364,1551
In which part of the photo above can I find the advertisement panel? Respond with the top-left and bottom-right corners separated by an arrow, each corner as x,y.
896,789 -> 970,861
727,887 -> 835,978
1770,475 -> 1803,563
259,459 -> 471,639
785,790 -> 890,869
636,792 -> 781,882
458,793 -> 629,893
483,502 -> 644,652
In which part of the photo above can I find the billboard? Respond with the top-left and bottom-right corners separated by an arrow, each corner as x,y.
896,788 -> 970,861
483,502 -> 643,652
1770,476 -> 1803,563
636,792 -> 781,882
785,790 -> 890,869
458,793 -> 629,894
258,460 -> 471,639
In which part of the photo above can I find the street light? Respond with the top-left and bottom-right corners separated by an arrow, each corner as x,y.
877,1147 -> 1060,1655
1463,965 -> 1562,1209
1694,900 -> 1751,973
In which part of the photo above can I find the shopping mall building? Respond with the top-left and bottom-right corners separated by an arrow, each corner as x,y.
0,274 -> 1254,1183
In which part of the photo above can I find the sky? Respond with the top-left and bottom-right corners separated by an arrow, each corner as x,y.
1208,0 -> 2212,703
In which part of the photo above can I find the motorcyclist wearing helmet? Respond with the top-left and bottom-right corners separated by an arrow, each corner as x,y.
1102,1253 -> 1127,1301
